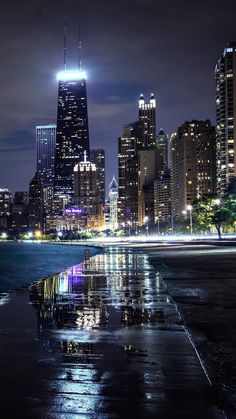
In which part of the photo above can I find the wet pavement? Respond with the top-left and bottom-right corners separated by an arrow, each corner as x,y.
0,248 -> 223,418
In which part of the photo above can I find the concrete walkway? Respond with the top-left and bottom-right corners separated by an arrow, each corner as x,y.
0,248 -> 224,418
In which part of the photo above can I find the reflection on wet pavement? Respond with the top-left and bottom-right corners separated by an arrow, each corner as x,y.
0,249 -> 223,418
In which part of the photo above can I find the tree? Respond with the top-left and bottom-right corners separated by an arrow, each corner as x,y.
193,193 -> 236,239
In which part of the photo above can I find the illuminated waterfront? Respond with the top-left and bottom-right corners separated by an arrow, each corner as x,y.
0,242 -> 100,292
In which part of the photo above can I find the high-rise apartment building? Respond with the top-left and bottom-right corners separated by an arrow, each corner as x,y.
36,124 -> 56,217
171,120 -> 216,218
138,94 -> 156,147
90,149 -> 105,204
138,149 -> 161,225
36,124 -> 56,187
54,70 -> 90,201
215,42 -> 236,194
154,170 -> 171,222
118,94 -> 157,227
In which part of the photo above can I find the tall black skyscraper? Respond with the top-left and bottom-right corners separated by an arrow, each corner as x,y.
36,124 -> 56,188
54,70 -> 90,201
215,42 -> 236,194
90,149 -> 105,204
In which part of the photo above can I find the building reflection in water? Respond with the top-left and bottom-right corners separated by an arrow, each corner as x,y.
30,249 -> 174,416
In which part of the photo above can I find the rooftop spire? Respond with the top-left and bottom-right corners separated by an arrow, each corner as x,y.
78,24 -> 82,70
63,19 -> 67,71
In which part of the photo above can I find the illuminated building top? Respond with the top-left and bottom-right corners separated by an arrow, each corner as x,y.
56,70 -> 87,81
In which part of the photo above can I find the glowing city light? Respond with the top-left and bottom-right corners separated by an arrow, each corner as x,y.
65,208 -> 82,215
56,70 -> 87,81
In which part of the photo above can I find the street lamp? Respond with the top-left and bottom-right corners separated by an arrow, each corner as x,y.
186,204 -> 193,235
144,216 -> 149,236
127,221 -> 131,236
155,217 -> 160,234
169,214 -> 174,235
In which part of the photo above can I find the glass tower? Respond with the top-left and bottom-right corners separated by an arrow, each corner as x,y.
36,124 -> 56,187
54,71 -> 90,201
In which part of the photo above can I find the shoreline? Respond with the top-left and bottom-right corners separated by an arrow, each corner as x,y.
144,243 -> 236,417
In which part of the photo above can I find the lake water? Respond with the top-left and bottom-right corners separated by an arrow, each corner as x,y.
0,242 -> 101,292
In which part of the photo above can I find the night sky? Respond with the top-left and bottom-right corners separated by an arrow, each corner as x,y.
1,0 -> 236,196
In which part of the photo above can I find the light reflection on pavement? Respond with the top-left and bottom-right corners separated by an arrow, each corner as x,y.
0,248 -> 223,418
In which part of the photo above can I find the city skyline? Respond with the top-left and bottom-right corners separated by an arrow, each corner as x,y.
1,1 -> 236,193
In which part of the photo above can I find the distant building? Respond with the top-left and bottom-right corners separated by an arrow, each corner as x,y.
36,124 -> 56,187
138,149 -> 161,225
45,213 -> 87,233
215,42 -> 236,194
11,191 -> 29,232
118,122 -> 139,224
0,188 -> 12,229
125,157 -> 139,229
118,93 -> 158,228
90,149 -> 105,204
156,129 -> 169,173
36,124 -> 56,216
0,188 -> 12,217
73,152 -> 102,216
171,120 -> 216,219
109,177 -> 118,230
54,70 -> 90,202
28,173 -> 44,230
154,170 -> 171,222
138,94 -> 156,148
14,192 -> 29,206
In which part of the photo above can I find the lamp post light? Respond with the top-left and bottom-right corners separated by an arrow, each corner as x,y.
155,217 -> 160,234
127,221 -> 131,236
144,216 -> 149,236
169,214 -> 174,235
186,204 -> 193,235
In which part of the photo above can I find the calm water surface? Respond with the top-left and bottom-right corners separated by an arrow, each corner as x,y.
0,242 -> 100,292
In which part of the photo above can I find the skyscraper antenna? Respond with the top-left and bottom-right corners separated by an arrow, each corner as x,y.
78,25 -> 82,70
64,19 -> 67,71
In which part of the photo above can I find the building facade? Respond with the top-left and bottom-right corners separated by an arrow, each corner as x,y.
90,149 -> 105,205
154,170 -> 171,222
11,191 -> 29,232
36,124 -> 56,217
0,188 -> 12,230
156,129 -> 169,173
118,122 -> 139,224
28,173 -> 44,230
73,153 -> 102,216
54,71 -> 90,202
138,149 -> 161,225
36,124 -> 56,187
109,177 -> 118,230
215,42 -> 236,194
138,94 -> 156,147
171,120 -> 216,218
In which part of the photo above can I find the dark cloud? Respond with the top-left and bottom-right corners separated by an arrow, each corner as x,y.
0,130 -> 34,153
0,0 -> 236,192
